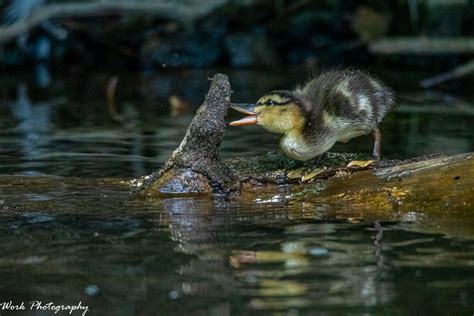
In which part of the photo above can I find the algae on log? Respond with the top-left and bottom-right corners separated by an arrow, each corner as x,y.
293,153 -> 473,213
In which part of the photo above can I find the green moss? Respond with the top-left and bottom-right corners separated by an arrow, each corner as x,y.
225,151 -> 370,179
292,181 -> 327,198
319,152 -> 369,166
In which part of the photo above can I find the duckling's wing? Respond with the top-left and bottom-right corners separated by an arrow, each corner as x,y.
305,70 -> 395,126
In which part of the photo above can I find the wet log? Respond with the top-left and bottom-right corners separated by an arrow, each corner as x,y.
140,73 -> 474,207
296,153 -> 473,213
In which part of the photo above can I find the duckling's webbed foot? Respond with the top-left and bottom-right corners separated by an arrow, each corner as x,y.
346,130 -> 381,168
372,128 -> 381,161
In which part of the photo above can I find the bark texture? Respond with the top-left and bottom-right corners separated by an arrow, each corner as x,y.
144,73 -> 239,195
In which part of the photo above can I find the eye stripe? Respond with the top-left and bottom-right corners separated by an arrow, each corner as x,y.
257,91 -> 296,106
272,101 -> 292,106
257,100 -> 292,106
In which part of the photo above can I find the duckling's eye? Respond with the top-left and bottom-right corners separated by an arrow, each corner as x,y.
266,100 -> 274,106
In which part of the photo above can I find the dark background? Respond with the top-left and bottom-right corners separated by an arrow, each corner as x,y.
0,0 -> 473,92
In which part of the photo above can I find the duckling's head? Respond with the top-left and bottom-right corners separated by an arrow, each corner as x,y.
230,91 -> 305,134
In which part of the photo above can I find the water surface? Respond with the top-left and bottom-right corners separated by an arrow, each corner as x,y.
0,70 -> 473,315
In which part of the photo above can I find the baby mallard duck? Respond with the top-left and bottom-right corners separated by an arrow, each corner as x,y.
230,70 -> 395,161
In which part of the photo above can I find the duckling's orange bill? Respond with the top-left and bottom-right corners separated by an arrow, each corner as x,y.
229,104 -> 257,126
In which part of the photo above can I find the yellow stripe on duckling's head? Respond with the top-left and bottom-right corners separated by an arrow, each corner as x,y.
254,91 -> 305,134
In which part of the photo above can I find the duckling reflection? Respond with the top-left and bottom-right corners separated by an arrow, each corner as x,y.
10,84 -> 53,172
229,223 -> 394,310
230,70 -> 395,161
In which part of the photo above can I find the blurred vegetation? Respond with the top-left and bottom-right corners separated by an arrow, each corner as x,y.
0,0 -> 472,74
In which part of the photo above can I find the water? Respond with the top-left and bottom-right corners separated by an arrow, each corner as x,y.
0,69 -> 473,315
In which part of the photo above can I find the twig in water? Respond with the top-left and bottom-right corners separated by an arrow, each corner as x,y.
420,59 -> 474,88
106,76 -> 123,123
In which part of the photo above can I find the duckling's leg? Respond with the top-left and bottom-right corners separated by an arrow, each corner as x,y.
347,129 -> 381,168
372,128 -> 381,160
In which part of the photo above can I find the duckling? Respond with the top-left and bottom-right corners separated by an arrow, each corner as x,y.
229,70 -> 395,161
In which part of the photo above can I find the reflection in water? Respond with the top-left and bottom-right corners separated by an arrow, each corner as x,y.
0,70 -> 473,314
374,221 -> 385,269
0,176 -> 473,314
229,223 -> 394,311
9,84 -> 53,175
121,103 -> 145,177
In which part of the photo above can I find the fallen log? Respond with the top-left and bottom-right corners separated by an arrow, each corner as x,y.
0,151 -> 471,237
298,152 -> 473,213
139,73 -> 474,214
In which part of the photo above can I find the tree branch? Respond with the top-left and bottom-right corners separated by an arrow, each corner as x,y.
420,59 -> 474,88
0,0 -> 226,43
369,37 -> 474,55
